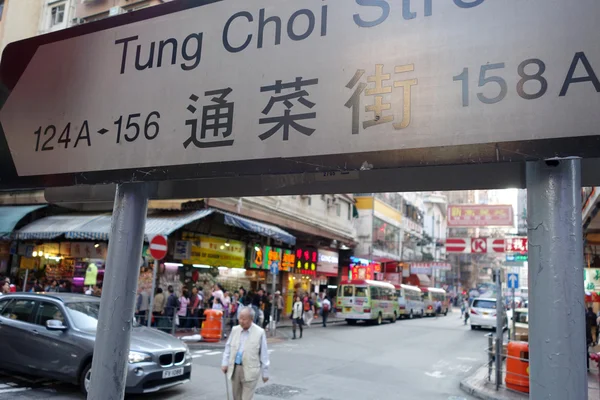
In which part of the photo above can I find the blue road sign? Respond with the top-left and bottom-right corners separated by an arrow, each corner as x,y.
507,273 -> 519,290
270,261 -> 279,275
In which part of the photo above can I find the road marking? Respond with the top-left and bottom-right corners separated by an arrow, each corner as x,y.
192,355 -> 202,359
456,357 -> 478,362
194,350 -> 212,354
206,351 -> 222,355
425,371 -> 446,378
0,388 -> 31,394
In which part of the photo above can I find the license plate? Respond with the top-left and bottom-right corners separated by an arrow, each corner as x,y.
344,307 -> 352,312
162,367 -> 184,379
483,312 -> 489,316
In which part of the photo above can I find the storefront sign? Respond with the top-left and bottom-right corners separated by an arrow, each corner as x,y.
281,250 -> 295,272
17,243 -> 34,257
173,240 -> 191,260
182,234 -> 246,269
505,237 -> 528,253
585,268 -> 600,292
448,205 -> 514,227
295,247 -> 318,277
384,273 -> 402,285
410,262 -> 452,275
317,249 -> 339,277
251,246 -> 289,271
20,257 -> 38,270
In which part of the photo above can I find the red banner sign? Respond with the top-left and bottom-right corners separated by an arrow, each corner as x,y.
505,237 -> 528,253
447,205 -> 514,227
446,238 -> 506,254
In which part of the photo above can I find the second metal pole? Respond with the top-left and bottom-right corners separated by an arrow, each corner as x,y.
147,257 -> 158,328
511,287 -> 516,341
495,268 -> 503,390
526,158 -> 586,400
87,183 -> 149,400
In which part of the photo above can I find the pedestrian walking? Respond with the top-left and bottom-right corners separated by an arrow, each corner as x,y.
188,286 -> 202,331
165,286 -> 180,331
322,296 -> 331,327
274,291 -> 283,323
178,288 -> 189,329
302,294 -> 314,327
263,293 -> 272,330
136,288 -> 150,326
153,287 -> 166,327
292,296 -> 304,339
221,307 -> 270,400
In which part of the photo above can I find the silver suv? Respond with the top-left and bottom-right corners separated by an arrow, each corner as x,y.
0,293 -> 192,394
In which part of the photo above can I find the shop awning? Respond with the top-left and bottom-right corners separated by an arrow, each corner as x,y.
0,205 -> 46,239
16,209 -> 214,241
219,211 -> 296,246
417,274 -> 432,288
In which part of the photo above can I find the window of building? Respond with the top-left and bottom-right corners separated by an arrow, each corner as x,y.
373,217 -> 400,255
307,196 -> 311,206
336,203 -> 341,217
51,4 -> 65,26
0,0 -> 4,21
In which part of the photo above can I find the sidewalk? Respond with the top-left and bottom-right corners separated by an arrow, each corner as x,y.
461,364 -> 600,400
174,316 -> 345,349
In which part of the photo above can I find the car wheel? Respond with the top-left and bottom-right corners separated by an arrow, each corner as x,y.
470,325 -> 476,330
80,362 -> 92,395
376,313 -> 383,325
409,310 -> 414,319
347,319 -> 357,325
391,312 -> 397,323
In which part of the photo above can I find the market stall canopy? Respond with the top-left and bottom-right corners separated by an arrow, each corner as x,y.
219,210 -> 296,246
0,205 -> 46,239
15,208 -> 296,244
16,209 -> 214,241
417,274 -> 433,288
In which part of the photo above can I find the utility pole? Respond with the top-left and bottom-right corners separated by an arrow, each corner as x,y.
526,159 -> 586,400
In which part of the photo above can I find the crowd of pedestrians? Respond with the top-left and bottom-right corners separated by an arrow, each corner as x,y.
137,282 -> 334,336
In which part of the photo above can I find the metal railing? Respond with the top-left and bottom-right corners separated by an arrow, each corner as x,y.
484,333 -> 530,390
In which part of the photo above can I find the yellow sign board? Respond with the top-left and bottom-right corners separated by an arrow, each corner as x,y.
182,233 -> 246,268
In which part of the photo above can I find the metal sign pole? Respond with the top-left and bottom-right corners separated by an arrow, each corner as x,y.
526,159 -> 586,400
511,287 -> 516,341
88,183 -> 149,400
147,258 -> 158,328
271,268 -> 277,337
495,269 -> 503,390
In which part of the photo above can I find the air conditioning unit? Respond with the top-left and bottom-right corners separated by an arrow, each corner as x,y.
71,17 -> 84,25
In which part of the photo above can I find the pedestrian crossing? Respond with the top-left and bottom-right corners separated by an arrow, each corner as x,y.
191,348 -> 276,359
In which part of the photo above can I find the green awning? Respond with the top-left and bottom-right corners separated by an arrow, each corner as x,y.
0,205 -> 46,239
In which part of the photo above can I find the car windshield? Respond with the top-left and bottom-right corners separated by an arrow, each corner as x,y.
66,301 -> 140,331
66,302 -> 100,331
472,299 -> 496,309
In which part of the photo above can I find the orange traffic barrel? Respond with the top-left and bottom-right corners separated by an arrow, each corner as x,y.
506,341 -> 529,393
201,309 -> 223,343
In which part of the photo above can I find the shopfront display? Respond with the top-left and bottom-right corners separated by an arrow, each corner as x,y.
346,256 -> 382,281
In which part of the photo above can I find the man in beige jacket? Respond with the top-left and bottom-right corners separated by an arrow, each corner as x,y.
221,307 -> 270,400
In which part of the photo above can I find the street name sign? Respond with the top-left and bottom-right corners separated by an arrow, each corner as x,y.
507,273 -> 519,290
0,0 -> 600,190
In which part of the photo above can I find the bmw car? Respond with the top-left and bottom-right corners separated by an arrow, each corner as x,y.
0,293 -> 192,394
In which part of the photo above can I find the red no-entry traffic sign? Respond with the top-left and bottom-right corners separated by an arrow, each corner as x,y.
149,235 -> 168,260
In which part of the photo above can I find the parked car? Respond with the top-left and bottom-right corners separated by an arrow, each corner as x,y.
469,298 -> 507,330
0,293 -> 192,394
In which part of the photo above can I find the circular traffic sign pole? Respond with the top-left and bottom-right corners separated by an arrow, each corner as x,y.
147,235 -> 167,328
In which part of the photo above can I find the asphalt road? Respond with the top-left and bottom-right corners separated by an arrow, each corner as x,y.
0,312 -> 487,400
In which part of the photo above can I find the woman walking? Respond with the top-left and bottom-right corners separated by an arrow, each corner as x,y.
291,295 -> 304,340
178,288 -> 189,329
